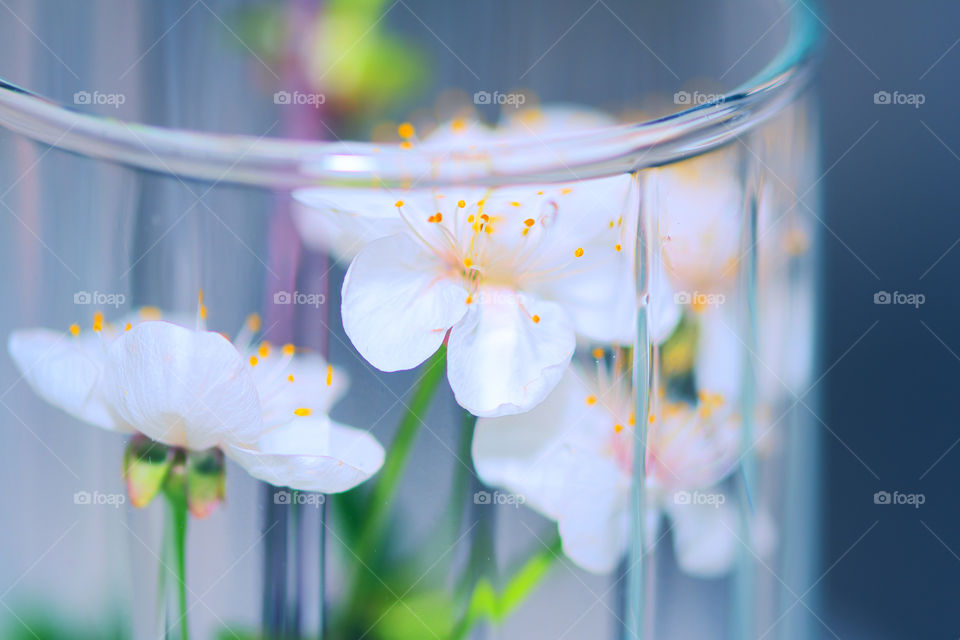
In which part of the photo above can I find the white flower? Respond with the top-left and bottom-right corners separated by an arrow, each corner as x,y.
651,153 -> 744,302
7,308 -> 383,494
471,363 -> 752,576
338,176 -> 640,417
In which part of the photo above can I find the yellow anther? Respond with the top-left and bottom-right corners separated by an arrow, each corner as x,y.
592,348 -> 604,359
282,343 -> 295,356
510,201 -> 521,207
287,374 -> 295,383
522,228 -> 529,236
615,244 -> 622,252
574,247 -> 584,258
451,118 -> 467,133
69,324 -> 80,336
614,424 -> 624,433
326,365 -> 333,387
465,294 -> 473,304
561,188 -> 573,195
531,314 -> 541,324
477,199 -> 485,207
629,412 -> 636,426
249,355 -> 258,366
537,190 -> 544,195
648,414 -> 656,424
467,215 -> 475,223
246,312 -> 261,332
609,220 -> 615,228
398,122 -> 415,139
400,141 -> 413,150
457,199 -> 466,208
140,306 -> 162,320
124,322 -> 132,331
395,200 -> 404,207
464,257 -> 473,268
258,343 -> 271,358
92,311 -> 104,332
524,218 -> 535,227
294,407 -> 312,417
586,395 -> 597,406
199,304 -> 207,320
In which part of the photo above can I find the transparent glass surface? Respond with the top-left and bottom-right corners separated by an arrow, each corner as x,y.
0,1 -> 821,639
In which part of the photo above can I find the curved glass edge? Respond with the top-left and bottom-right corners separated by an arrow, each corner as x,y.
0,1 -> 821,188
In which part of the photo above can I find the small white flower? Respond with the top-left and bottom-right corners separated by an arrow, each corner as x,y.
338,177 -> 639,417
471,363 -> 752,576
651,153 -> 744,301
7,307 -> 383,494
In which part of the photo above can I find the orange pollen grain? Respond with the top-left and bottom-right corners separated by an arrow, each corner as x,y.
592,348 -> 604,359
466,294 -> 473,304
524,218 -> 535,227
531,314 -> 541,324
574,247 -> 585,258
615,244 -> 622,252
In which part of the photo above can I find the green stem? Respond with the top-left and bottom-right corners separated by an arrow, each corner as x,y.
355,346 -> 447,560
449,535 -> 561,640
164,475 -> 190,640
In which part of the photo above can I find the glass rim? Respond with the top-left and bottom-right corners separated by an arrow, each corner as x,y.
0,1 -> 821,189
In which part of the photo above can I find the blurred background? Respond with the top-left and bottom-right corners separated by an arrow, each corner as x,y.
0,1 -> 955,638
817,1 -> 960,638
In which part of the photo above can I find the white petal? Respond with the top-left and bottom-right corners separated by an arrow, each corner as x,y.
666,490 -> 739,578
472,371 -> 605,516
249,350 -> 348,428
101,322 -> 263,450
554,449 -> 631,574
694,306 -> 742,398
7,328 -> 123,432
226,417 -> 384,493
291,187 -> 411,262
342,234 -> 469,372
647,404 -> 740,491
447,289 -> 574,417
654,158 -> 744,294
